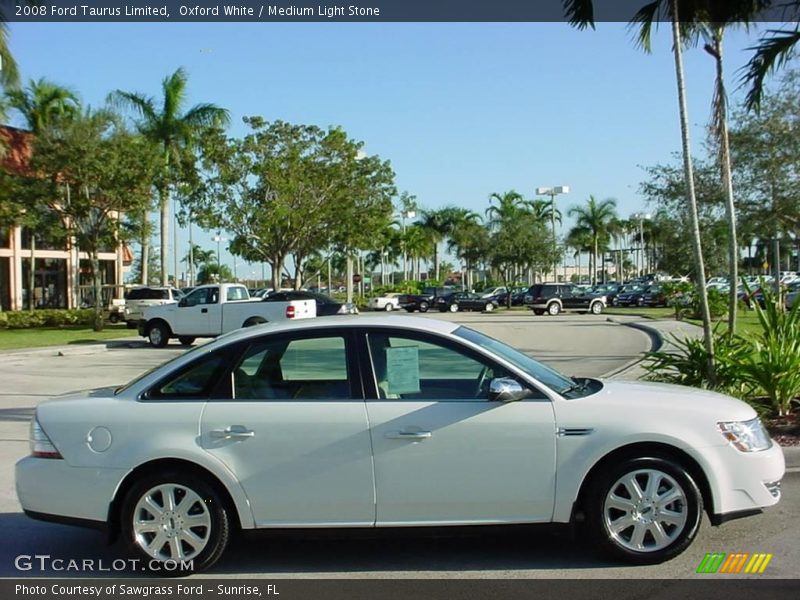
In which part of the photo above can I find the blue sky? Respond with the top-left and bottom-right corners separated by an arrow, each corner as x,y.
7,22 -> 776,277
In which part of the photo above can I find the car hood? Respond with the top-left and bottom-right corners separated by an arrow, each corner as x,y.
583,379 -> 756,422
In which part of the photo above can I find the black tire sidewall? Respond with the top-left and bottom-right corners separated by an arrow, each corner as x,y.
586,456 -> 702,565
148,323 -> 170,348
121,471 -> 230,575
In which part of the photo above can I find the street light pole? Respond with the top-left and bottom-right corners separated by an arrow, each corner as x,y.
536,186 -> 569,282
212,233 -> 226,282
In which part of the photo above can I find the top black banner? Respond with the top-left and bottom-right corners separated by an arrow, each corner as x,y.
2,0 -> 798,23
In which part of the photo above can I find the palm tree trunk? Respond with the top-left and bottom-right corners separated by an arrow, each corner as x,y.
159,184 -> 169,286
593,237 -> 598,286
711,31 -> 739,334
671,3 -> 715,383
28,234 -> 36,311
141,209 -> 149,285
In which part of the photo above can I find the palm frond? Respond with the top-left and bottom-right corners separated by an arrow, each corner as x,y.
562,0 -> 595,29
182,103 -> 231,128
628,1 -> 663,53
742,27 -> 800,111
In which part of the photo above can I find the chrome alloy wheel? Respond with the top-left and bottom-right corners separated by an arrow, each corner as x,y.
603,469 -> 688,553
132,483 -> 212,562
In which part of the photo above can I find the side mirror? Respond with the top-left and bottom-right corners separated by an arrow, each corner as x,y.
488,377 -> 530,403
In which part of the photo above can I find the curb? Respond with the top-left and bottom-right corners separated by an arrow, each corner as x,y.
0,337 -> 146,358
602,317 -> 665,379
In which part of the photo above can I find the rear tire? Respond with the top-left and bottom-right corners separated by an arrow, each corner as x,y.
121,471 -> 230,575
484,302 -> 494,312
449,303 -> 459,313
109,313 -> 121,324
547,302 -> 561,316
590,301 -> 604,315
384,303 -> 393,312
532,309 -> 544,316
585,456 -> 702,565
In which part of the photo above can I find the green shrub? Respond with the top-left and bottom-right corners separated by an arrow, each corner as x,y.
0,309 -> 94,329
642,324 -> 752,399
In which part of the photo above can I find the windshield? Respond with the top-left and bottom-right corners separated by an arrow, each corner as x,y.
454,326 -> 577,396
114,343 -> 211,395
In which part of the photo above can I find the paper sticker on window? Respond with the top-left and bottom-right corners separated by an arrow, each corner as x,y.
386,346 -> 420,395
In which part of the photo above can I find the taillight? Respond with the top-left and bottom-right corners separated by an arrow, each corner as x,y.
286,305 -> 296,318
30,416 -> 61,459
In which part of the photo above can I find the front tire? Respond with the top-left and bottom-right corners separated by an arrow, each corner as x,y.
532,309 -> 545,316
121,472 -> 230,575
449,303 -> 459,313
586,457 -> 702,564
484,302 -> 494,312
384,303 -> 393,312
147,322 -> 170,348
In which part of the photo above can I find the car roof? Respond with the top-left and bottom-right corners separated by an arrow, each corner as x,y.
211,315 -> 460,347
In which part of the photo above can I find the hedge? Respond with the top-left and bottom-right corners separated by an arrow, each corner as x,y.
0,309 -> 96,329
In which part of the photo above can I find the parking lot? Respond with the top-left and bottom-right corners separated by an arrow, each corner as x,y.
1,313 -> 797,579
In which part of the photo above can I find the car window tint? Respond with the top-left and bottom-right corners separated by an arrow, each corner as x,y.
367,333 -> 509,401
233,336 -> 350,400
148,351 -> 228,400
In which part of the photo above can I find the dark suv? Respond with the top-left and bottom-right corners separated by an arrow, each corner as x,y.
524,284 -> 606,316
398,287 -> 454,313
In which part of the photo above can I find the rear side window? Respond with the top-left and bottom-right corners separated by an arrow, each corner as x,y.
126,288 -> 147,300
146,351 -> 230,400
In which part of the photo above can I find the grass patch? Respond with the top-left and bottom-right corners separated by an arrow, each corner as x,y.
0,325 -> 139,351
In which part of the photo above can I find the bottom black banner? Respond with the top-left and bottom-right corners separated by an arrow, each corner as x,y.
3,579 -> 800,600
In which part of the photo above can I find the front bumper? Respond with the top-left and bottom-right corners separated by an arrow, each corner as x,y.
699,440 -> 785,520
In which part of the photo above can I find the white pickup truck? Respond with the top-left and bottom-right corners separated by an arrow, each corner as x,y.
138,283 -> 316,347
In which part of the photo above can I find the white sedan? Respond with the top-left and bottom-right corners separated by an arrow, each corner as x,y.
367,292 -> 401,311
16,316 -> 784,573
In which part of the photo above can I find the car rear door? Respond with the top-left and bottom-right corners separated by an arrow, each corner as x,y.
199,329 -> 375,527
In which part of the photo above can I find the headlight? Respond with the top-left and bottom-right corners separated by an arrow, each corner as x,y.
717,418 -> 772,452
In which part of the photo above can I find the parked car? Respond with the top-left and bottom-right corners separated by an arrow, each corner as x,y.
139,283 -> 316,347
478,286 -> 508,298
786,282 -> 800,311
398,287 -> 454,313
435,292 -> 498,313
17,315 -> 784,573
495,287 -> 528,307
368,292 -> 402,312
524,284 -> 606,315
614,285 -> 649,307
641,285 -> 668,307
264,290 -> 358,317
123,286 -> 184,328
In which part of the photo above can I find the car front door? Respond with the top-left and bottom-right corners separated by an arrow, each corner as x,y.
362,329 -> 557,526
200,330 -> 375,527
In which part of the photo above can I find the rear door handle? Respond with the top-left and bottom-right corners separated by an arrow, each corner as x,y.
210,425 -> 255,439
385,431 -> 432,440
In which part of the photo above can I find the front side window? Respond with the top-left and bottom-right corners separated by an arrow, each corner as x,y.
367,332 -> 517,401
233,335 -> 351,400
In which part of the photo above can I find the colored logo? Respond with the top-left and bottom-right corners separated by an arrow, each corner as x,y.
696,552 -> 773,574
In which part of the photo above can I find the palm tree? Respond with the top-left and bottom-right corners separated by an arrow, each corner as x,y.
0,18 -> 20,91
565,225 -> 593,284
7,78 -> 80,309
568,196 -> 618,286
441,207 -> 484,289
418,209 -> 450,281
485,190 -> 526,230
111,68 -> 230,286
565,0 -> 733,382
403,224 -> 433,281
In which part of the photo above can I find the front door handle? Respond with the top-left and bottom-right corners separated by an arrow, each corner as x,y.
385,430 -> 432,440
210,425 -> 255,439
201,308 -> 208,313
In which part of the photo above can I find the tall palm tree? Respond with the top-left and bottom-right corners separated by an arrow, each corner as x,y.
441,207 -> 484,289
485,190 -> 526,230
111,68 -> 230,285
7,78 -> 80,309
0,17 -> 20,91
565,225 -> 593,283
418,209 -> 450,281
568,196 -> 618,286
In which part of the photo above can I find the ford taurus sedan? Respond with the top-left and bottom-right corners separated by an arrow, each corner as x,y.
16,316 -> 784,573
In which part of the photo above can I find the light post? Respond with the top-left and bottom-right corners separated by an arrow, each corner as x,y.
212,232 -> 227,281
399,209 -> 416,282
536,186 -> 569,282
631,213 -> 651,277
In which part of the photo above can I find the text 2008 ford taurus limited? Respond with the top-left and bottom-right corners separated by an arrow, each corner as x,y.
16,316 -> 784,573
